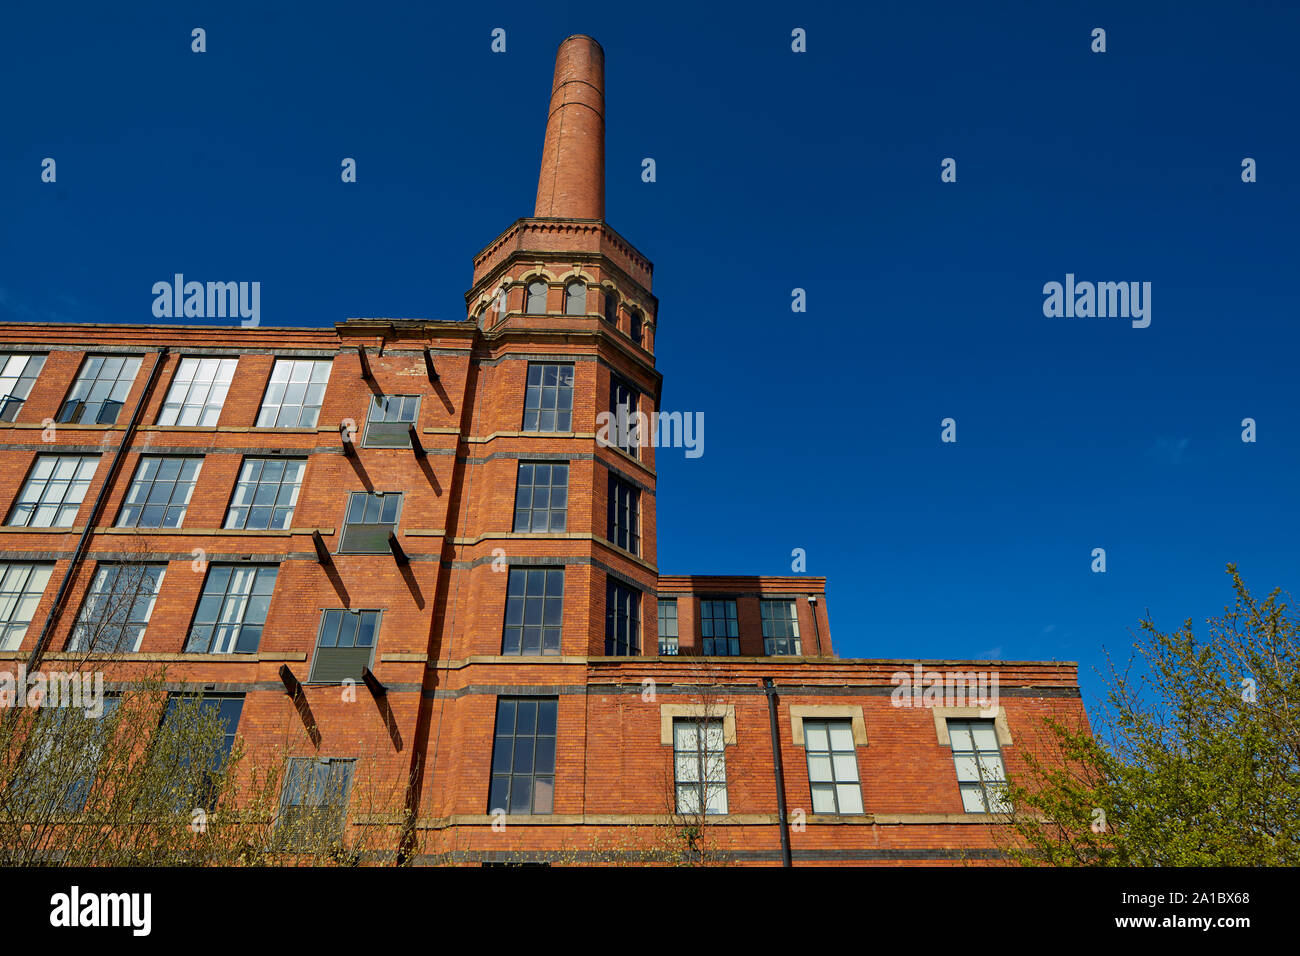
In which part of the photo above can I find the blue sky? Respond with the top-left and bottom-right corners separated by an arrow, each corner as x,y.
3,2 -> 1297,707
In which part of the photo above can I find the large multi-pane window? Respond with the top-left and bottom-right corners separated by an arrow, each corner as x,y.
256,358 -> 331,428
564,281 -> 586,315
224,458 -> 306,530
761,600 -> 802,655
948,719 -> 1010,813
7,455 -> 99,528
309,609 -> 381,683
609,376 -> 639,456
522,363 -> 574,432
57,354 -> 142,425
157,357 -> 238,426
0,562 -> 54,652
15,699 -> 121,814
513,461 -> 568,532
674,718 -> 728,815
607,473 -> 640,554
0,352 -> 47,421
658,598 -> 679,655
804,719 -> 863,814
700,599 -> 740,656
525,280 -> 548,314
158,694 -> 245,810
186,564 -> 278,654
605,579 -> 641,656
68,564 -> 166,653
488,697 -> 557,815
115,456 -> 202,528
338,491 -> 402,553
363,395 -> 419,448
276,757 -> 355,849
502,568 -> 563,656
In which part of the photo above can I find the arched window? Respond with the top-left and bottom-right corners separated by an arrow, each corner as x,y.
565,281 -> 587,316
604,291 -> 619,324
526,280 -> 548,314
629,309 -> 643,346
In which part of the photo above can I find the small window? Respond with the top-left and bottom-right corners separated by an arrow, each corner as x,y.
276,757 -> 356,850
604,291 -> 619,325
761,600 -> 802,655
657,599 -> 679,655
522,363 -> 574,432
0,353 -> 47,422
68,564 -> 166,653
605,579 -> 641,656
525,280 -> 548,314
339,492 -> 402,553
58,354 -> 142,425
804,719 -> 863,814
607,473 -> 640,554
609,376 -> 639,456
224,457 -> 306,530
629,309 -> 643,346
157,357 -> 238,426
6,454 -> 99,528
363,395 -> 419,448
700,599 -> 739,656
514,461 -> 568,532
948,719 -> 1010,813
309,609 -> 381,683
115,456 -> 202,528
256,358 -> 331,428
186,564 -> 279,653
674,718 -> 728,815
502,568 -> 564,655
488,697 -> 557,815
0,562 -> 55,652
564,281 -> 587,315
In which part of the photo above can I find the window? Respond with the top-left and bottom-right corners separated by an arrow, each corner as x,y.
363,395 -> 419,448
157,694 -> 244,810
948,719 -> 1010,813
157,357 -> 238,426
607,473 -> 640,554
761,600 -> 802,655
674,719 -> 728,814
16,699 -> 121,814
804,719 -> 863,814
0,352 -> 47,421
276,757 -> 355,849
604,291 -> 619,325
68,564 -> 166,653
310,609 -> 381,683
115,456 -> 202,528
7,455 -> 99,528
513,461 -> 568,532
339,491 -> 402,553
605,579 -> 641,656
525,280 -> 548,314
224,457 -> 305,530
657,599 -> 679,655
522,363 -> 574,432
564,281 -> 586,315
502,568 -> 563,655
609,376 -> 639,456
186,564 -> 278,654
256,358 -> 331,428
57,354 -> 142,425
629,309 -> 643,346
700,599 -> 739,656
0,562 -> 54,652
488,697 -> 557,815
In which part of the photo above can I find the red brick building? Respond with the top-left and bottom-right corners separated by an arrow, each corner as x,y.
0,35 -> 1085,864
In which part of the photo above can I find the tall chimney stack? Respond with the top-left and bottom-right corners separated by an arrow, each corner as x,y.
534,35 -> 605,220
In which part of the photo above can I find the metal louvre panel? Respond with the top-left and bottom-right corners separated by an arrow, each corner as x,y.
309,645 -> 375,684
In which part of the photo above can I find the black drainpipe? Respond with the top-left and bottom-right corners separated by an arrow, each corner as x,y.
25,347 -> 170,673
762,678 -> 793,867
809,594 -> 823,656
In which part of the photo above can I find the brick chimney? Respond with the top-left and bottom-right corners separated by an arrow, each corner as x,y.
534,35 -> 604,220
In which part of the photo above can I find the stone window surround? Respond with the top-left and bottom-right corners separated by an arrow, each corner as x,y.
932,706 -> 1013,746
658,703 -> 737,746
788,705 -> 867,747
